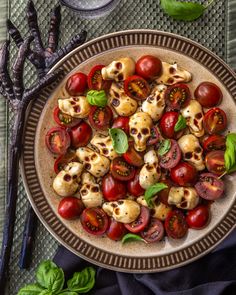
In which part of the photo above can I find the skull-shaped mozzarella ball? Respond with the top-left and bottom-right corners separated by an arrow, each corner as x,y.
156,62 -> 192,85
81,172 -> 96,185
168,187 -> 199,210
76,147 -> 110,177
181,100 -> 204,137
142,84 -> 167,121
53,162 -> 83,197
58,96 -> 90,119
91,133 -> 118,160
109,82 -> 138,116
102,200 -> 140,223
101,57 -> 135,82
178,134 -> 205,171
129,112 -> 153,152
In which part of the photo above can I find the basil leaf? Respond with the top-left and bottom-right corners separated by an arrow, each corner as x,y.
57,292 -> 77,295
144,183 -> 168,207
87,90 -> 108,107
17,284 -> 44,295
158,139 -> 171,156
67,267 -> 96,293
174,115 -> 186,132
39,291 -> 53,295
224,133 -> 236,174
109,128 -> 129,154
122,233 -> 146,244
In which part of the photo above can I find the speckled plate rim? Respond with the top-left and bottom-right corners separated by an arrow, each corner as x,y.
20,29 -> 236,273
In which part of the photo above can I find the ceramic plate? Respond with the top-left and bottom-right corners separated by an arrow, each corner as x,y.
21,30 -> 236,272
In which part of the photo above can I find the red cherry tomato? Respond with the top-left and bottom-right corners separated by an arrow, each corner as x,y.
205,150 -> 225,176
127,169 -> 145,197
147,126 -> 161,146
124,75 -> 150,100
69,121 -> 92,148
112,116 -> 130,134
89,105 -> 113,130
159,139 -> 181,169
123,144 -> 144,167
159,111 -> 183,139
80,208 -> 109,235
135,55 -> 162,79
106,219 -> 127,241
170,162 -> 197,186
53,107 -> 81,128
165,83 -> 191,110
54,149 -> 77,174
165,210 -> 188,239
202,134 -> 226,152
158,179 -> 172,206
194,82 -> 222,108
102,174 -> 127,201
124,206 -> 150,233
110,157 -> 135,181
58,197 -> 84,219
203,108 -> 227,134
140,218 -> 164,243
65,72 -> 87,96
186,205 -> 210,229
88,64 -> 111,91
195,173 -> 224,200
45,127 -> 71,155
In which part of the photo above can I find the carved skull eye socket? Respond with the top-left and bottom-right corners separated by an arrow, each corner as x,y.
81,189 -> 88,196
91,186 -> 99,193
113,91 -> 120,98
114,208 -> 120,215
91,153 -> 97,161
169,66 -> 176,74
63,174 -> 71,182
131,128 -> 137,135
85,163 -> 91,170
117,73 -> 123,81
112,98 -> 120,107
185,152 -> 193,159
167,78 -> 174,84
195,147 -> 202,153
195,112 -> 203,119
141,128 -> 149,135
116,62 -> 122,70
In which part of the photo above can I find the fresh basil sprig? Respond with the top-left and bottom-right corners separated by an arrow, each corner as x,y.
122,233 -> 146,244
144,183 -> 168,207
109,128 -> 129,154
224,133 -> 236,174
158,139 -> 171,156
174,115 -> 186,132
87,89 -> 108,107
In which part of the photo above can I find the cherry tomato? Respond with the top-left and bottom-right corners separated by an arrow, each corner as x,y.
123,144 -> 144,167
158,179 -> 172,206
186,205 -> 210,229
195,173 -> 224,200
80,208 -> 109,235
125,206 -> 150,233
203,108 -> 227,134
140,218 -> 164,243
159,111 -> 183,139
65,72 -> 87,96
205,150 -> 225,176
135,55 -> 162,79
106,219 -> 127,241
194,82 -> 222,108
147,126 -> 161,146
170,162 -> 197,186
111,157 -> 135,181
89,105 -> 113,130
69,121 -> 92,148
159,139 -> 181,169
112,116 -> 130,134
53,107 -> 81,128
124,75 -> 150,100
102,174 -> 127,201
127,169 -> 145,197
58,197 -> 84,219
165,83 -> 191,110
165,210 -> 188,239
202,134 -> 226,152
45,127 -> 71,155
54,149 -> 77,174
88,64 -> 111,91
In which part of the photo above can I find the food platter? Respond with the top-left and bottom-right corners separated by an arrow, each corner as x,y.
21,30 -> 236,272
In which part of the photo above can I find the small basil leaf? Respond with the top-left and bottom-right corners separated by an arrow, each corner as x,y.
87,90 -> 108,107
67,267 -> 96,293
174,115 -> 186,132
122,233 -> 146,244
144,183 -> 168,207
17,284 -> 44,295
57,292 -> 77,295
109,128 -> 129,154
39,291 -> 53,295
158,139 -> 171,156
224,133 -> 236,174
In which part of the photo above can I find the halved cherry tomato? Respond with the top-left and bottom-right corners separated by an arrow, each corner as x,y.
110,157 -> 135,181
165,83 -> 191,110
203,108 -> 227,134
170,162 -> 197,187
53,107 -> 81,128
127,169 -> 145,197
186,205 -> 210,229
159,111 -> 183,139
102,174 -> 127,201
135,55 -> 162,79
159,139 -> 181,169
124,75 -> 150,100
202,134 -> 226,152
45,127 -> 71,155
58,197 -> 84,219
106,219 -> 127,241
89,105 -> 113,130
194,82 -> 222,108
124,206 -> 150,233
165,210 -> 188,239
205,150 -> 225,176
54,149 -> 77,174
147,126 -> 161,146
112,116 -> 130,134
80,208 -> 109,235
65,72 -> 87,96
123,144 -> 144,167
70,121 -> 92,148
195,173 -> 224,200
140,218 -> 164,243
88,64 -> 111,91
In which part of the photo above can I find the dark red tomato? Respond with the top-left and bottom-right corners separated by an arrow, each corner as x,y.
89,105 -> 113,130
70,121 -> 92,148
106,219 -> 127,241
125,206 -> 150,233
170,162 -> 197,186
80,208 -> 109,235
158,179 -> 172,206
205,150 -> 225,176
127,169 -> 145,197
202,134 -> 226,152
53,107 -> 81,128
159,139 -> 181,169
45,127 -> 71,155
111,157 -> 135,181
123,144 -> 144,167
124,75 -> 150,100
65,72 -> 87,96
88,64 -> 111,91
195,173 -> 224,200
159,111 -> 183,139
58,197 -> 84,219
194,82 -> 222,108
147,126 -> 161,146
135,55 -> 162,79
112,116 -> 130,134
186,205 -> 210,229
165,210 -> 188,239
54,149 -> 77,174
165,83 -> 191,110
203,108 -> 227,134
102,174 -> 127,201
140,218 -> 164,243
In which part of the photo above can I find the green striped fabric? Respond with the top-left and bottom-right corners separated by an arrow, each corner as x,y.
228,0 -> 236,70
